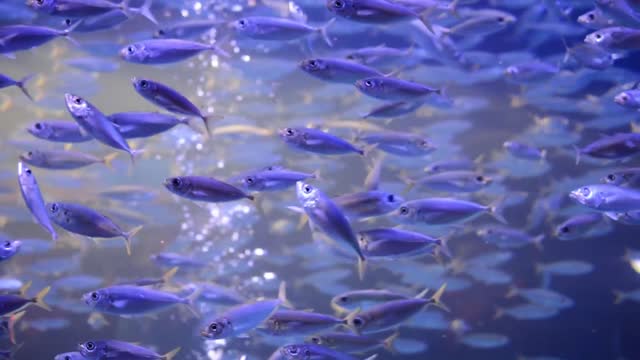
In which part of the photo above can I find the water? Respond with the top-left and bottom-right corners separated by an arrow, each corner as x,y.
1,0 -> 640,359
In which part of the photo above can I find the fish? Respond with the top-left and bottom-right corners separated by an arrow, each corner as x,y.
131,77 -> 216,135
150,252 -> 207,269
613,288 -> 640,304
154,19 -> 223,39
78,340 -> 180,360
355,76 -> 442,101
83,285 -> 196,316
326,0 -> 429,25
296,181 -> 366,277
0,281 -> 50,317
601,167 -> 640,186
120,39 -> 229,64
585,26 -> 640,50
64,93 -> 139,162
29,0 -> 129,18
280,127 -> 365,156
424,158 -> 476,174
344,284 -> 447,334
402,170 -> 492,193
536,260 -> 594,276
494,303 -> 559,320
280,343 -> 378,360
26,120 -> 93,143
357,131 -> 435,157
163,175 -> 254,202
19,149 -> 118,170
554,213 -> 608,240
0,73 -> 33,100
357,227 -> 449,259
237,166 -> 317,192
573,132 -> 640,164
184,283 -> 245,305
346,44 -> 414,65
459,332 -> 509,348
389,197 -> 506,226
331,288 -> 422,314
476,226 -> 544,249
115,267 -> 178,287
441,9 -> 516,37
107,112 -> 198,138
503,141 -> 546,160
299,58 -> 386,84
231,16 -> 334,46
360,101 -> 422,119
46,202 -> 143,255
0,22 -> 78,55
64,57 -> 120,73
561,41 -> 622,71
506,287 -> 574,309
17,163 -> 57,241
504,61 -> 559,83
595,0 -> 640,28
569,184 -> 640,212
259,309 -> 345,336
307,331 -> 398,353
613,83 -> 640,109
577,9 -> 615,29
0,240 -> 20,262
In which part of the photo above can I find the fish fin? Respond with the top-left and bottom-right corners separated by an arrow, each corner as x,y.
123,225 -> 143,256
414,288 -> 430,299
120,0 -> 132,18
208,43 -> 230,58
488,197 -> 507,224
134,0 -> 157,24
532,234 -> 544,251
398,170 -> 415,195
363,153 -> 384,191
32,286 -> 51,311
102,152 -> 119,169
572,145 -> 581,165
383,331 -> 400,354
364,355 -> 378,360
505,286 -> 518,299
318,17 -> 335,47
613,290 -> 626,305
343,307 -> 361,334
429,283 -> 449,312
162,347 -> 181,360
418,7 -> 436,34
62,20 -> 82,46
182,117 -> 205,136
493,307 -> 504,319
181,286 -> 202,318
18,281 -> 32,298
436,235 -> 452,259
630,120 -> 640,134
15,74 -> 35,101
357,256 -> 367,281
560,37 -> 572,64
161,267 -> 179,285
7,311 -> 25,345
278,281 -> 293,309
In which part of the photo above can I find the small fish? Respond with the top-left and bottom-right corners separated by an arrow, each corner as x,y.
17,163 -> 57,241
326,0 -> 427,25
0,23 -> 77,54
331,288 -> 420,314
585,26 -> 640,50
506,287 -> 574,309
355,76 -> 442,101
185,283 -> 245,305
83,285 -> 195,316
26,120 -> 92,143
613,83 -> 640,109
154,19 -> 223,39
358,227 -> 448,259
108,112 -> 197,138
504,61 -> 559,83
46,202 -> 142,255
346,44 -> 413,65
64,93 -> 139,162
117,267 -> 178,287
601,167 -> 640,186
238,166 -> 316,192
357,131 -> 435,157
554,213 -> 607,240
403,170 -> 492,193
0,281 -> 50,317
0,240 -> 20,262
360,101 -> 422,119
132,77 -> 215,134
280,343 -> 378,360
335,190 -> 404,219
29,0 -> 127,18
389,197 -> 506,226
296,181 -> 366,277
299,58 -> 385,84
200,282 -> 288,339
260,309 -> 344,336
424,158 -> 475,174
120,39 -> 228,64
459,332 -> 509,349
54,352 -> 86,360
476,226 -> 543,249
536,260 -> 594,276
308,331 -> 398,353
150,252 -> 207,269
231,16 -> 334,46
78,340 -> 180,360
569,184 -> 640,212
573,132 -> 640,164
494,303 -> 559,320
280,127 -> 365,156
577,9 -> 615,29
613,288 -> 640,304
19,149 -> 117,170
562,41 -> 622,71
441,10 -> 516,37
503,141 -> 546,160
0,73 -> 33,101
344,284 -> 447,334
164,176 -> 254,202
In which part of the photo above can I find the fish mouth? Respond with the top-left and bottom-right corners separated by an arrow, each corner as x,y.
64,93 -> 75,104
614,95 -> 626,105
199,330 -> 212,338
568,191 -> 579,200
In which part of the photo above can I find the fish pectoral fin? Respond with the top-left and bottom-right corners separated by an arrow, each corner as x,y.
356,9 -> 376,16
110,299 -> 128,309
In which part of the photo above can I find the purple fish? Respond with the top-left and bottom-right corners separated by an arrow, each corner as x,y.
0,73 -> 33,101
107,112 -> 197,138
280,127 -> 364,155
355,76 -> 442,101
574,132 -> 640,164
232,16 -> 334,46
0,23 -> 78,54
83,285 -> 195,316
17,163 -> 57,241
299,58 -> 385,84
120,39 -> 228,64
78,340 -> 180,360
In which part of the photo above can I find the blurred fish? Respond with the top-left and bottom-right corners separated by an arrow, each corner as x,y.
403,170 -> 492,193
613,288 -> 640,304
280,343 -> 378,359
0,73 -> 33,101
108,112 -> 198,138
503,141 -> 546,160
237,165 -> 317,192
389,197 -> 506,226
506,287 -> 574,309
326,0 -> 430,25
569,184 -> 640,212
260,309 -> 344,336
554,213 -> 609,240
120,39 -> 229,64
602,167 -> 640,186
585,26 -> 640,49
536,260 -> 594,276
357,131 -> 436,157
0,240 -> 20,263
163,175 -> 254,202
299,58 -> 386,84
26,120 -> 92,143
308,331 -> 397,353
19,149 -> 118,170
355,77 -> 442,102
17,163 -> 57,241
358,227 -> 448,259
573,132 -> 640,164
280,127 -> 365,156
154,19 -> 222,39
494,303 -> 559,320
78,340 -> 180,360
54,352 -> 86,360
150,252 -> 207,269
65,57 -> 120,73
331,288 -> 424,314
231,16 -> 334,46
0,22 -> 78,55
476,226 -> 544,249
0,281 -> 50,316
577,9 -> 615,29
460,332 -> 509,348
504,61 -> 559,84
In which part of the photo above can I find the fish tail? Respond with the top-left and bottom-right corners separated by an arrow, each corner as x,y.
102,152 -> 119,169
613,290 -> 626,305
49,228 -> 58,242
162,347 -> 181,360
505,286 -> 518,299
493,306 -> 504,319
448,0 -> 460,16
532,234 -> 545,251
134,0 -> 158,25
32,286 -> 51,311
120,0 -> 132,18
318,17 -> 335,47
488,197 -> 507,224
208,43 -> 230,59
278,281 -> 293,309
343,307 -> 361,334
161,267 -> 179,285
62,21 -> 82,46
18,281 -> 32,298
180,286 -> 202,317
437,235 -> 452,259
428,283 -> 449,312
123,225 -> 143,256
7,311 -> 25,345
560,37 -> 571,64
572,145 -> 581,165
383,331 -> 399,354
15,74 -> 35,101
357,256 -> 367,281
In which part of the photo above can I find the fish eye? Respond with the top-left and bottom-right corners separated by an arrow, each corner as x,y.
238,19 -> 246,26
34,123 -> 42,130
285,128 -> 294,136
157,29 -> 165,35
581,187 -> 590,196
64,19 -> 72,26
208,323 -> 218,332
311,336 -> 321,344
352,317 -> 364,327
171,178 -> 182,187
399,206 -> 409,215
308,60 -> 318,67
387,194 -> 395,202
288,346 -> 299,355
560,226 -> 570,233
476,175 -> 484,182
339,295 -> 348,302
497,16 -> 505,23
3,242 -> 10,249
303,184 -> 312,194
140,80 -> 149,88
588,13 -> 595,20
595,33 -> 602,39
607,174 -> 616,181
90,292 -> 99,300
621,94 -> 629,102
27,151 -> 33,157
50,203 -> 59,213
85,342 -> 95,351
127,46 -> 135,54
65,356 -> 70,360
333,0 -> 345,8
73,97 -> 82,105
364,80 -> 373,87
36,0 -> 44,4
245,176 -> 255,184
25,169 -> 31,175
305,350 -> 311,356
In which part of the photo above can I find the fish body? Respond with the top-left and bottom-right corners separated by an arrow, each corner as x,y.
308,331 -> 396,353
503,141 -> 546,160
19,150 -> 115,170
28,0 -> 126,18
299,58 -> 384,84
280,343 -> 376,360
331,289 -> 412,314
120,39 -> 228,64
476,226 -> 543,249
357,132 -> 435,156
163,176 -> 254,202
554,213 -> 606,240
280,127 -> 364,155
154,19 -> 222,39
504,61 -> 559,83
201,299 -> 282,339
355,76 -> 441,101
260,309 -> 343,336
150,252 -> 207,269
0,24 -> 73,53
107,112 -> 191,138
78,340 -> 179,360
17,163 -> 57,241
239,166 -> 316,192
575,133 -> 640,163
327,0 -> 422,24
232,16 -> 333,46
358,227 -> 443,258
334,190 -> 404,219
390,198 -> 505,225
585,26 -> 640,49
570,184 -> 640,212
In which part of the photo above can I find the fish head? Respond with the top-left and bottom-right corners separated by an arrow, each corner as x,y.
614,91 -> 639,107
326,0 -> 354,16
413,137 -> 437,154
569,186 -> 599,207
391,203 -> 416,223
584,30 -> 608,47
299,58 -> 328,75
280,344 -> 312,359
279,127 -> 304,146
554,223 -> 573,240
153,28 -> 167,38
577,10 -> 598,26
64,93 -> 93,120
231,18 -> 258,35
82,289 -> 106,308
78,340 -> 106,358
492,13 -> 516,28
0,240 -> 21,260
602,172 -> 623,185
242,174 -> 264,191
27,121 -> 53,139
19,150 -> 45,166
473,174 -> 492,186
380,192 -> 404,210
163,177 -> 191,196
296,181 -> 320,207
201,317 -> 232,339
27,0 -> 55,12
17,162 -> 35,185
54,352 -> 84,360
131,77 -> 157,96
46,202 -> 68,224
355,77 -> 386,97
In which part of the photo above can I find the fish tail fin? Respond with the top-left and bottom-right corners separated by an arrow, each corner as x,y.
437,235 -> 452,259
318,17 -> 335,47
18,281 -> 32,298
631,119 -> 640,134
32,286 -> 51,311
560,37 -> 571,64
357,256 -> 367,281
135,0 -> 158,24
414,288 -> 430,299
278,281 -> 293,309
493,306 -> 504,319
429,283 -> 449,312
532,234 -> 545,251
383,331 -> 400,354
572,145 -> 581,165
343,307 -> 361,334
613,290 -> 626,305
161,266 -> 179,285
102,152 -> 119,169
16,74 -> 34,101
123,225 -> 143,256
162,347 -> 181,360
202,115 -> 213,137
488,197 -> 507,224
398,170 -> 415,195
62,20 -> 82,46
7,311 -> 25,345
128,148 -> 145,164
364,355 -> 378,360
448,0 -> 460,16
180,286 -> 202,317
